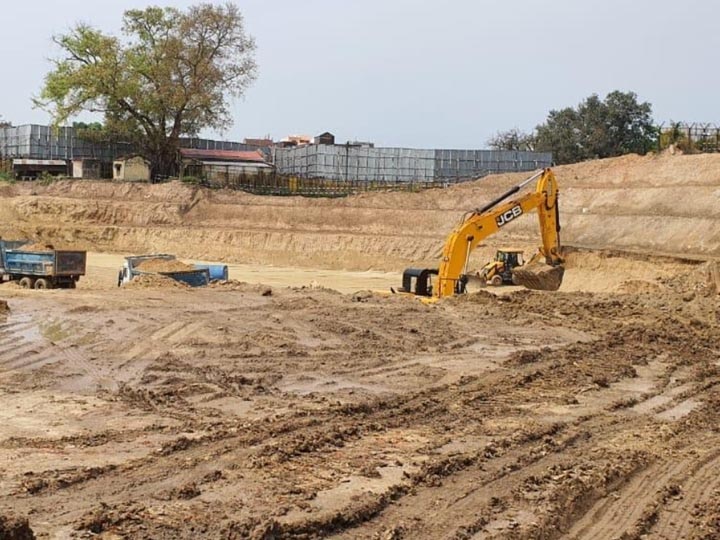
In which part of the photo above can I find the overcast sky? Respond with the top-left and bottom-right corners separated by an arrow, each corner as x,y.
1,0 -> 718,148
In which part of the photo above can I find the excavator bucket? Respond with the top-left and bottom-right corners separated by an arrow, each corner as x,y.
512,259 -> 565,291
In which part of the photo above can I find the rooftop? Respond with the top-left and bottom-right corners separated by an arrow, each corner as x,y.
180,148 -> 267,162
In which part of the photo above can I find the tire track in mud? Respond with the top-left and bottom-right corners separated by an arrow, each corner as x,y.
0,313 -> 59,376
649,446 -> 720,539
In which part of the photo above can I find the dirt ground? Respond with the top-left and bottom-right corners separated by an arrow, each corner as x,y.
0,152 -> 719,539
0,248 -> 718,539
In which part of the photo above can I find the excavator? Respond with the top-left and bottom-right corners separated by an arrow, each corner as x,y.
397,168 -> 564,300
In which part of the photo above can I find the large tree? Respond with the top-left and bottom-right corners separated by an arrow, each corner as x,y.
534,91 -> 655,164
36,3 -> 257,177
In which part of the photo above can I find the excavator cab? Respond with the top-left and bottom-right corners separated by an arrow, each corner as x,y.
399,268 -> 439,297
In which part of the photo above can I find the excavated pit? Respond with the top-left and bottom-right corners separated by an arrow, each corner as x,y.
0,152 -> 719,539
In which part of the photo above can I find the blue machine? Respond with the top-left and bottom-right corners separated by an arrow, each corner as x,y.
194,264 -> 229,281
119,255 -> 210,287
0,241 -> 87,289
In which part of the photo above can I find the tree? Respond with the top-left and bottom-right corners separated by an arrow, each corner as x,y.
36,3 -> 257,177
0,116 -> 10,128
487,128 -> 536,151
534,91 -> 655,164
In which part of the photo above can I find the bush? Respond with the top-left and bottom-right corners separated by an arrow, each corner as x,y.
180,176 -> 201,185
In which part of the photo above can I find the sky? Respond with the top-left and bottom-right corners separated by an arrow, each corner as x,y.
1,0 -> 718,149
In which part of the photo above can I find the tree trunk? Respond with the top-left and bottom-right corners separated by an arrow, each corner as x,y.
147,137 -> 180,181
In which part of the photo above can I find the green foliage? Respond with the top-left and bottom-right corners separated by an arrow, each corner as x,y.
0,171 -> 14,184
533,91 -> 656,164
36,3 -> 257,176
487,128 -> 536,151
180,175 -> 201,185
659,122 -> 691,153
37,171 -> 58,185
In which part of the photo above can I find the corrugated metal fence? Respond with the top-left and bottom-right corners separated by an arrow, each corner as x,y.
0,125 -> 259,161
274,145 -> 552,182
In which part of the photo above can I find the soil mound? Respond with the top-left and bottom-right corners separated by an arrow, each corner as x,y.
615,279 -> 665,294
207,280 -> 272,295
18,243 -> 54,252
0,513 -> 35,540
134,258 -> 194,273
512,260 -> 564,291
124,274 -> 190,289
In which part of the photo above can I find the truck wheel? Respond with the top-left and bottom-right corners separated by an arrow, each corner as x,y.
34,278 -> 51,290
490,275 -> 503,287
19,277 -> 34,289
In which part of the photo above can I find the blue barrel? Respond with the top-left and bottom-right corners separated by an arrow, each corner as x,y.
194,264 -> 229,281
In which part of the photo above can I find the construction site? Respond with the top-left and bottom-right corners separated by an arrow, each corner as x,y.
0,149 -> 718,539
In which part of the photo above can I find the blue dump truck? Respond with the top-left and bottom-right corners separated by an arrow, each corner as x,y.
118,254 -> 212,287
0,241 -> 87,289
193,264 -> 229,281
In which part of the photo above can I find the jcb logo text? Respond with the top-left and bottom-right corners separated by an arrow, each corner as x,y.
496,205 -> 523,227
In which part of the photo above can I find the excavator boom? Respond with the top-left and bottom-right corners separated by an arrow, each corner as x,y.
410,168 -> 564,299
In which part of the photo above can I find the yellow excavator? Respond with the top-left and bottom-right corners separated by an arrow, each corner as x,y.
397,168 -> 564,300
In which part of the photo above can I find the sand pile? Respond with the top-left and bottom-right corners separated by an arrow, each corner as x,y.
134,258 -> 194,273
512,259 -> 565,291
0,513 -> 35,539
18,243 -> 54,252
615,279 -> 665,294
124,274 -> 190,289
208,280 -> 272,295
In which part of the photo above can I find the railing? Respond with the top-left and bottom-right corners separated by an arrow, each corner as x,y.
657,122 -> 720,153
187,170 -> 482,197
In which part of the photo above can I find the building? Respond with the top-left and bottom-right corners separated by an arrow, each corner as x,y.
278,134 -> 312,148
71,158 -> 102,179
313,132 -> 336,145
0,124 -> 257,179
180,148 -> 273,185
273,145 -> 553,183
12,158 -> 68,179
113,156 -> 151,182
243,138 -> 274,148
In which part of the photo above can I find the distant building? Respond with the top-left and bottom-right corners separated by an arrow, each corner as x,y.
72,158 -> 101,179
243,137 -> 275,148
12,158 -> 68,179
314,132 -> 336,145
180,148 -> 273,183
347,140 -> 375,148
113,156 -> 151,182
279,134 -> 312,148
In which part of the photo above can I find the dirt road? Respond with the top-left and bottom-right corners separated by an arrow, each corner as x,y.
83,253 -> 399,293
1,250 -> 718,539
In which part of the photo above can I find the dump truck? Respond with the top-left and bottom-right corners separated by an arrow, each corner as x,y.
0,241 -> 87,289
193,264 -> 229,281
118,254 -> 210,287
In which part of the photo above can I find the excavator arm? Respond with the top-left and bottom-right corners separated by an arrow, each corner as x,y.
399,168 -> 563,299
